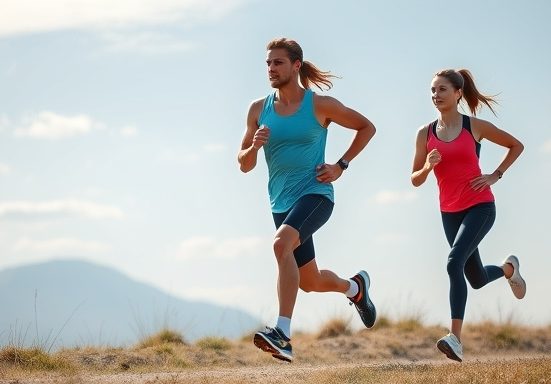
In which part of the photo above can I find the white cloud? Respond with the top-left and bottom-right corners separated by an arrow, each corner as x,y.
13,237 -> 110,255
0,163 -> 11,175
0,199 -> 124,220
0,0 -> 246,38
120,125 -> 138,137
100,31 -> 196,54
177,235 -> 264,261
14,111 -> 104,140
542,139 -> 551,154
371,190 -> 417,205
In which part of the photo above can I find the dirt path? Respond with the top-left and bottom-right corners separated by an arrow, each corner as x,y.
4,354 -> 549,384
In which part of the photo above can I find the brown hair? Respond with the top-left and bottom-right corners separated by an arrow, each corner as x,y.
266,38 -> 337,91
434,69 -> 497,116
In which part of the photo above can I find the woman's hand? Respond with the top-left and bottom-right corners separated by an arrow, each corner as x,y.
470,173 -> 499,191
426,148 -> 442,170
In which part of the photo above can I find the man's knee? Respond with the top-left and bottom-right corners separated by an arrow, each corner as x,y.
273,226 -> 299,260
273,236 -> 295,261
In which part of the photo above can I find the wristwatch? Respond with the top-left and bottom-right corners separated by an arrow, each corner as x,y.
337,158 -> 349,170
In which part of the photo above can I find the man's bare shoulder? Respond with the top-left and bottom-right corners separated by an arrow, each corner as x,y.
313,93 -> 343,115
313,93 -> 339,105
250,96 -> 267,108
246,97 -> 268,126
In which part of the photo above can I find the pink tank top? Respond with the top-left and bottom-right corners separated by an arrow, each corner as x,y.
426,115 -> 494,212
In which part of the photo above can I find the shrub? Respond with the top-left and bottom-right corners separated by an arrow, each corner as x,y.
138,328 -> 186,349
196,336 -> 231,351
317,317 -> 352,339
0,346 -> 72,371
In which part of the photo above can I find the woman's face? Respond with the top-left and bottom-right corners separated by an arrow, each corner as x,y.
431,76 -> 462,112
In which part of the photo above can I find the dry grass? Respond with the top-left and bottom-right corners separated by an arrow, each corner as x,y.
0,317 -> 549,383
137,328 -> 186,349
316,317 -> 352,339
0,346 -> 73,371
302,358 -> 551,384
195,336 -> 231,351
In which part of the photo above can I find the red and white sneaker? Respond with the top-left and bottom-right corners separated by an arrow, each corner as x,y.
349,270 -> 376,328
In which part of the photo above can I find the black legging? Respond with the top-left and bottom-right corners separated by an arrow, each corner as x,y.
441,202 -> 504,320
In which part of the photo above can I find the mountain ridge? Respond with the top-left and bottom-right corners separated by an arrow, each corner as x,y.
0,259 -> 259,348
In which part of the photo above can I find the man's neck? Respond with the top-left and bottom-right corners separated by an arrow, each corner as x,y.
276,84 -> 305,105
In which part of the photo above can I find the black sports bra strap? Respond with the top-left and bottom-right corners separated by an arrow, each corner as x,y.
428,119 -> 438,142
462,114 -> 472,133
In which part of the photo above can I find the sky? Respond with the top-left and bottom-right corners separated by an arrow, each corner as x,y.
1,0 -> 550,338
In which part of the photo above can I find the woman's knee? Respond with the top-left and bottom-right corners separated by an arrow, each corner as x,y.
467,278 -> 486,290
446,258 -> 462,276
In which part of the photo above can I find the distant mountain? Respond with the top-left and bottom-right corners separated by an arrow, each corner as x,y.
0,260 -> 260,348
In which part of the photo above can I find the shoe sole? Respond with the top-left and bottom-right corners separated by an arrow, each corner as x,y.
356,271 -> 377,328
436,340 -> 462,362
505,255 -> 526,299
253,333 -> 293,362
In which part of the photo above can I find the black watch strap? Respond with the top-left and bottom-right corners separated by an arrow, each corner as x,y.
337,158 -> 349,170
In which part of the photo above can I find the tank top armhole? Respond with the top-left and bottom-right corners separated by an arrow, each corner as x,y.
308,89 -> 326,128
426,119 -> 438,142
305,89 -> 314,114
462,114 -> 482,157
462,114 -> 473,136
258,93 -> 275,124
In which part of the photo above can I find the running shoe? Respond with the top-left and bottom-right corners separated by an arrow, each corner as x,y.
437,332 -> 463,362
349,270 -> 376,328
503,255 -> 526,299
253,326 -> 293,362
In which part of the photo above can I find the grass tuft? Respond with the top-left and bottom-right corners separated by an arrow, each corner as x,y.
196,336 -> 232,351
0,346 -> 72,371
317,317 -> 352,339
394,316 -> 423,332
466,321 -> 524,349
137,328 -> 186,349
372,314 -> 392,329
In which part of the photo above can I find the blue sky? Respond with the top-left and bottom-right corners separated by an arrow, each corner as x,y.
1,0 -> 550,336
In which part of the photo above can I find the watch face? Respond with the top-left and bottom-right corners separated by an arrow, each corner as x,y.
338,159 -> 349,170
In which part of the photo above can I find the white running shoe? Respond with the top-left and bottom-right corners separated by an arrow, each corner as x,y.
436,333 -> 463,362
503,255 -> 526,299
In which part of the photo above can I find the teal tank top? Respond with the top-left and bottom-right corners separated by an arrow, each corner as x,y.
258,89 -> 334,213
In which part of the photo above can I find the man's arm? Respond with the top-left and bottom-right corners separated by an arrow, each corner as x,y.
314,95 -> 376,183
238,99 -> 267,173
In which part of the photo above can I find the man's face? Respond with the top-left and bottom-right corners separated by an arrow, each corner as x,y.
266,48 -> 299,88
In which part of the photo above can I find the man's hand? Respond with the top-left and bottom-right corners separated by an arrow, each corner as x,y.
316,163 -> 343,183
